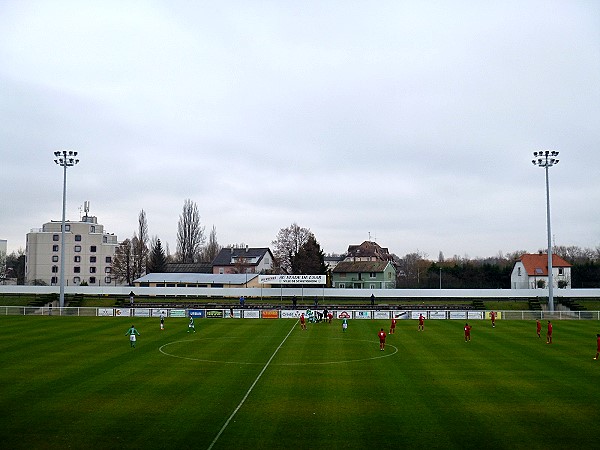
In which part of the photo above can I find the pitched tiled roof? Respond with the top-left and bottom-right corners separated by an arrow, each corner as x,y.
165,263 -> 212,273
212,247 -> 272,266
332,260 -> 392,273
518,253 -> 571,276
346,241 -> 393,261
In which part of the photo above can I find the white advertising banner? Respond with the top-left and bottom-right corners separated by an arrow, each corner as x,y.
449,311 -> 468,320
411,311 -> 426,319
354,311 -> 371,319
393,311 -> 410,320
373,311 -> 390,320
429,311 -> 446,320
98,308 -> 114,317
170,309 -> 186,318
468,311 -> 484,319
258,275 -> 326,285
336,310 -> 352,319
152,309 -> 168,317
280,310 -> 304,319
114,308 -> 130,317
243,310 -> 261,319
133,308 -> 151,317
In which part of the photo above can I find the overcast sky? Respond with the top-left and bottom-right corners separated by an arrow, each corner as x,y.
1,0 -> 599,260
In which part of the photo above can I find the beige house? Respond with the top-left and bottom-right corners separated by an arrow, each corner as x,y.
26,215 -> 118,286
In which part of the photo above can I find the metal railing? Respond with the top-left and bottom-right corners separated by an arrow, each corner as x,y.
1,306 -> 599,320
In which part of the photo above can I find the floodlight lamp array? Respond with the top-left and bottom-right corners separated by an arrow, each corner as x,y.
54,150 -> 80,167
532,150 -> 559,167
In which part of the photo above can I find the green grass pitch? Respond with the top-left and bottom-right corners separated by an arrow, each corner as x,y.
0,316 -> 599,449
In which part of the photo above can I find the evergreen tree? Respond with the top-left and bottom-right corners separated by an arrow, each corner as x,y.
147,238 -> 168,274
292,235 -> 327,275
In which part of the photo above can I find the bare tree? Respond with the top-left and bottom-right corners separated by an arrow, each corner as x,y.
396,251 -> 429,287
272,223 -> 313,274
0,249 -> 6,283
176,199 -> 205,263
112,239 -> 134,285
200,225 -> 221,263
132,209 -> 149,279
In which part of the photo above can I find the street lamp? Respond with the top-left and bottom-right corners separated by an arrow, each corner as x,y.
532,150 -> 559,312
54,150 -> 79,309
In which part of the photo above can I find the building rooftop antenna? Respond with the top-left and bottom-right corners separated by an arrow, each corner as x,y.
83,201 -> 90,220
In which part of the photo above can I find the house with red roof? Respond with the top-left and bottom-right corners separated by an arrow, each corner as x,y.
510,253 -> 572,289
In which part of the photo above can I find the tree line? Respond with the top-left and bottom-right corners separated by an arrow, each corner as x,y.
2,200 -> 599,288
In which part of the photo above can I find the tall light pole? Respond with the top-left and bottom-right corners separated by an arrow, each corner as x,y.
54,150 -> 79,309
532,150 -> 559,312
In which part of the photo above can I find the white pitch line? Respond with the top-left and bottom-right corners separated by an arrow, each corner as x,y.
207,320 -> 298,450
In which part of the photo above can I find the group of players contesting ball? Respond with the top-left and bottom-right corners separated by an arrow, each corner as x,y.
124,310 -> 600,359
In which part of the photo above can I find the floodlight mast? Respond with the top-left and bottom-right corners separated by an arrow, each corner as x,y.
531,150 -> 559,312
54,150 -> 79,309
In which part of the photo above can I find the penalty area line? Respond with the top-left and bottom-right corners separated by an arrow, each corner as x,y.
207,320 -> 298,450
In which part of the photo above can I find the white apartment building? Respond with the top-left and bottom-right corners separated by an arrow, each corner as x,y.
26,215 -> 118,286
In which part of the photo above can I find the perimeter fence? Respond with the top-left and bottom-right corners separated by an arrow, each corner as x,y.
1,306 -> 600,321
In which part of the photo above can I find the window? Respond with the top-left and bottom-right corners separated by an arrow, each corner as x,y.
90,245 -> 97,253
517,267 -> 522,276
64,224 -> 70,232
105,256 -> 112,263
51,276 -> 58,284
75,235 -> 82,242
74,245 -> 81,252
74,267 -> 81,273
74,256 -> 81,263
90,256 -> 96,263
73,277 -> 80,284
103,236 -> 107,243
51,265 -> 58,273
104,277 -> 112,284
89,277 -> 96,284
90,267 -> 96,273
369,272 -> 376,278
370,284 -> 377,289
52,256 -> 59,262
558,268 -> 564,275
53,245 -> 59,252
340,273 -> 346,278
339,283 -> 346,288
90,226 -> 95,233
53,234 -> 59,241
219,268 -> 224,274
105,267 -> 111,273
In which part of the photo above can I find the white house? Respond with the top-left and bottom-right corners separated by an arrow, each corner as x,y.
510,253 -> 572,289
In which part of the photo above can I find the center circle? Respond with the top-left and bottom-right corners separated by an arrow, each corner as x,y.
159,337 -> 398,365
